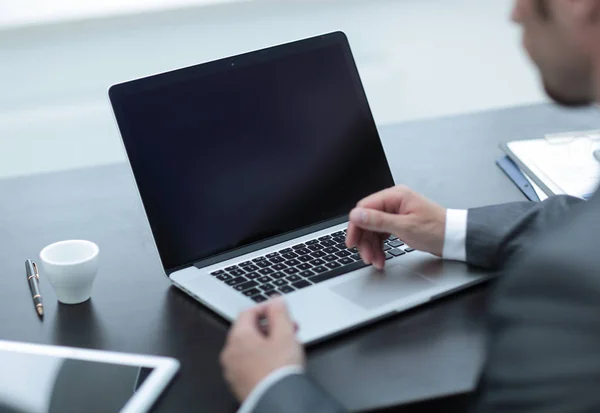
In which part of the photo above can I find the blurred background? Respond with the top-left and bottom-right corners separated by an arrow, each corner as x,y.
0,0 -> 546,179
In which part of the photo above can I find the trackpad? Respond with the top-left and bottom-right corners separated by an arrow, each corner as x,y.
332,271 -> 433,310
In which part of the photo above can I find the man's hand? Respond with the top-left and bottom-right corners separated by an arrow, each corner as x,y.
220,298 -> 305,402
346,185 -> 446,270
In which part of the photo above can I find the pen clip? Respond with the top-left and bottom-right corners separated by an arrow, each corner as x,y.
32,262 -> 40,280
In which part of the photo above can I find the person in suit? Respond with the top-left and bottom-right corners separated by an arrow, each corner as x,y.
220,1 -> 600,412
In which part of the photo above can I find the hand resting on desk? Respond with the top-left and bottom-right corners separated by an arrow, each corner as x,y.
220,298 -> 305,402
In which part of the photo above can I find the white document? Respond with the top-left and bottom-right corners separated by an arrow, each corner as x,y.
507,131 -> 600,200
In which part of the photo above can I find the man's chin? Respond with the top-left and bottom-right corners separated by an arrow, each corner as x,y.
544,83 -> 592,108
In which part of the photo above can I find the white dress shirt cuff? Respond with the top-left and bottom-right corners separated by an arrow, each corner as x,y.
237,365 -> 305,413
442,209 -> 468,262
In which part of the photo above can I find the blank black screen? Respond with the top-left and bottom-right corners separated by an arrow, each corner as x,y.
112,34 -> 394,271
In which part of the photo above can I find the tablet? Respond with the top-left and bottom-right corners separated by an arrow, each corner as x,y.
0,340 -> 179,413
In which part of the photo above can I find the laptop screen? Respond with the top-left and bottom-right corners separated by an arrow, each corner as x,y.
110,32 -> 394,272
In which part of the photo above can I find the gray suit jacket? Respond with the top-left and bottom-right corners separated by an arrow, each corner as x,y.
249,194 -> 600,413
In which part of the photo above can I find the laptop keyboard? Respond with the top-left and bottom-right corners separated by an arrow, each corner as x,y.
209,230 -> 416,303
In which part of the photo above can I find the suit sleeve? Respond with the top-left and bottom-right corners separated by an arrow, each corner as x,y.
250,374 -> 347,413
469,250 -> 600,412
466,195 -> 583,269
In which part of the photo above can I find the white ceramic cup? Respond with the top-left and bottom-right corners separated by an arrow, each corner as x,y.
39,240 -> 100,305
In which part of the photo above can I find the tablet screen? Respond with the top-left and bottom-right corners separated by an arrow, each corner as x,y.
0,349 -> 154,413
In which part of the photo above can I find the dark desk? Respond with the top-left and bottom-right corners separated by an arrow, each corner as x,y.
0,103 -> 597,412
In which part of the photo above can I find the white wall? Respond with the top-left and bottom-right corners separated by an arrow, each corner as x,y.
0,0 -> 242,28
0,0 -> 546,178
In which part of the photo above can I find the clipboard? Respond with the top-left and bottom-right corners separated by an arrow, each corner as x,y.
496,156 -> 542,202
501,129 -> 600,200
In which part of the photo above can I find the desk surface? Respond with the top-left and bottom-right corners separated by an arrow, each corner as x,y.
0,103 -> 598,412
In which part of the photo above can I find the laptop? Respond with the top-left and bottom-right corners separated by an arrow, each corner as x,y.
109,32 -> 489,344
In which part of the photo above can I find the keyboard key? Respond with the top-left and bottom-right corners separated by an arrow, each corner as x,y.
293,280 -> 312,289
332,231 -> 345,237
390,248 -> 406,257
243,288 -> 261,297
273,279 -> 288,287
292,244 -> 306,250
260,283 -> 276,292
225,265 -> 239,272
299,270 -> 315,278
306,239 -> 319,245
332,236 -> 346,243
335,250 -> 351,258
286,275 -> 302,283
318,235 -> 332,241
282,252 -> 298,260
256,261 -> 272,268
225,276 -> 247,286
350,247 -> 359,253
244,264 -> 259,272
310,250 -> 326,258
257,276 -> 273,283
266,252 -> 279,259
338,257 -> 354,265
297,263 -> 312,271
229,269 -> 246,277
252,257 -> 266,263
336,243 -> 348,251
388,235 -> 398,241
270,256 -> 285,264
265,290 -> 281,298
308,244 -> 324,251
279,285 -> 295,294
313,266 -> 328,273
295,248 -> 311,256
279,248 -> 293,254
405,248 -> 415,252
324,246 -> 339,254
389,240 -> 405,248
271,272 -> 286,279
258,268 -> 275,275
310,258 -> 326,266
350,253 -> 361,261
298,255 -> 313,263
385,252 -> 393,260
326,262 -> 341,269
234,281 -> 258,291
239,262 -> 252,267
324,255 -> 338,262
211,270 -> 225,276
217,274 -> 233,281
383,244 -> 392,252
285,259 -> 301,267
251,294 -> 268,303
272,263 -> 287,271
283,267 -> 299,275
321,240 -> 335,247
245,272 -> 261,280
309,260 -> 368,284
